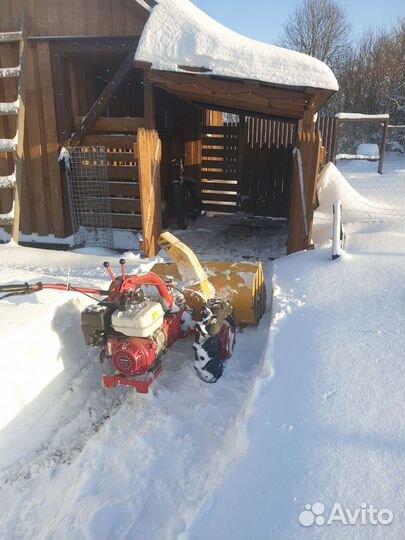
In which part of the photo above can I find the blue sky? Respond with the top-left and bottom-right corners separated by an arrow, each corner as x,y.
192,0 -> 405,44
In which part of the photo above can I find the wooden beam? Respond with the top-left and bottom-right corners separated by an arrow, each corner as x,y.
74,116 -> 144,133
149,70 -> 308,104
42,38 -> 138,54
68,49 -> 136,146
143,69 -> 155,129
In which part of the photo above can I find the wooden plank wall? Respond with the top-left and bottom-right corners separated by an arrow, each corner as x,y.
0,41 -> 65,236
0,0 -> 148,239
240,144 -> 294,218
0,0 -> 148,37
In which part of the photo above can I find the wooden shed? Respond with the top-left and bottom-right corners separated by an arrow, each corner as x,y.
0,0 -> 338,256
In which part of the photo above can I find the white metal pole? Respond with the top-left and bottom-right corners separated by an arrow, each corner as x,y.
332,200 -> 344,260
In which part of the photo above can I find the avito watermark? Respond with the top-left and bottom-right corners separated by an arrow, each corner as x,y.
299,502 -> 393,527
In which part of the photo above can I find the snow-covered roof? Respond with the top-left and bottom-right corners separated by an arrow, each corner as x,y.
135,0 -> 339,92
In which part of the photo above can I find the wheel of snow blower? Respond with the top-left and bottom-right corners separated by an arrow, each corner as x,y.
193,317 -> 236,383
193,333 -> 224,383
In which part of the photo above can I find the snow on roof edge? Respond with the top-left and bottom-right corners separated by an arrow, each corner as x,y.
133,0 -> 152,13
135,0 -> 339,93
336,113 -> 389,120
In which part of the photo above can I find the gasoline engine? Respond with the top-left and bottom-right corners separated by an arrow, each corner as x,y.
80,259 -> 235,392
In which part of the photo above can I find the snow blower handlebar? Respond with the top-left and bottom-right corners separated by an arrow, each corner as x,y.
0,259 -> 176,309
0,281 -> 111,301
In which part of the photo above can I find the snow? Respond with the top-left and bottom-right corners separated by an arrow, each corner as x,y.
0,203 -> 14,224
316,161 -> 405,222
336,113 -> 390,120
0,135 -> 17,152
133,0 -> 152,12
0,170 -> 16,189
0,228 -> 140,250
187,223 -> 405,539
0,242 -> 273,540
0,32 -> 21,43
336,153 -> 379,161
0,66 -> 21,79
0,155 -> 404,540
135,0 -> 338,92
0,99 -> 19,115
357,143 -> 380,157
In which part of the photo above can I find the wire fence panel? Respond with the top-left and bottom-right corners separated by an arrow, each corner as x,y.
387,125 -> 405,154
64,146 -> 114,249
318,156 -> 405,225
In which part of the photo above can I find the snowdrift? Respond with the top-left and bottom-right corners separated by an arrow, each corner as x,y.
317,162 -> 405,221
0,296 -> 90,432
135,0 -> 338,91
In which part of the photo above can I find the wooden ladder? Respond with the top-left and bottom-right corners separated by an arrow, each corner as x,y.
0,18 -> 27,242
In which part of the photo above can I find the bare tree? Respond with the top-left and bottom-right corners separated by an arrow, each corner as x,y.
337,20 -> 405,122
280,0 -> 351,68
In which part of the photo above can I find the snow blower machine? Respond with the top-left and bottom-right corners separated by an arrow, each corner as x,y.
0,232 -> 266,393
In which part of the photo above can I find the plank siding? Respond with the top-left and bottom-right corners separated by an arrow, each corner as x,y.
0,0 -> 148,239
0,0 -> 148,37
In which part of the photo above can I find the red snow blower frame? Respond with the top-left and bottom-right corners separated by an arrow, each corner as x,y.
0,257 -> 235,393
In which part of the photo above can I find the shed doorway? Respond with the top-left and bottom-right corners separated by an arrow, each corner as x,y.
165,109 -> 297,260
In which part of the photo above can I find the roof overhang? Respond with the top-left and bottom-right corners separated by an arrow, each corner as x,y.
143,67 -> 336,120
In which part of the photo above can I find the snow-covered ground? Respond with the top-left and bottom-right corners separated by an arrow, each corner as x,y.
0,154 -> 404,540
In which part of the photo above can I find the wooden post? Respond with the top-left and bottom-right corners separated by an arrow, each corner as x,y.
137,128 -> 162,257
287,130 -> 322,254
302,96 -> 316,133
378,119 -> 389,175
143,70 -> 155,129
330,117 -> 339,164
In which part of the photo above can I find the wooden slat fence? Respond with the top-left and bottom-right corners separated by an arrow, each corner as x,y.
201,124 -> 239,214
315,116 -> 338,163
201,114 -> 298,218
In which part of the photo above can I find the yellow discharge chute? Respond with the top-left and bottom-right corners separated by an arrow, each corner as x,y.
152,232 -> 267,326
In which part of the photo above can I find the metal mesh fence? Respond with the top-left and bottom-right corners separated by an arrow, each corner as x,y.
335,122 -> 382,155
324,120 -> 404,223
387,126 -> 405,154
318,154 -> 405,225
64,146 -> 114,249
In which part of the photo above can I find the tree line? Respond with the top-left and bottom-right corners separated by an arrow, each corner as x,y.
280,0 -> 405,124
